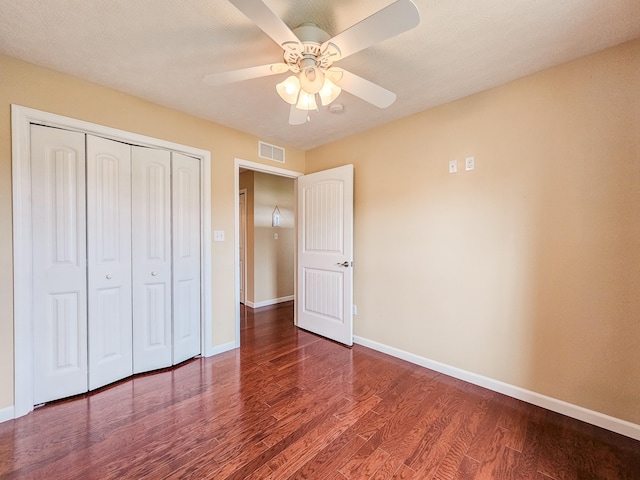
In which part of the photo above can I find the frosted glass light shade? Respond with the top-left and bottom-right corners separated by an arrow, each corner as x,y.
276,76 -> 300,104
318,78 -> 342,106
296,91 -> 318,111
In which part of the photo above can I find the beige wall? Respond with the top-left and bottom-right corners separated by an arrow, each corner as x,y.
2,36 -> 639,428
239,171 -> 295,305
253,172 -> 295,304
0,54 -> 305,410
306,38 -> 640,425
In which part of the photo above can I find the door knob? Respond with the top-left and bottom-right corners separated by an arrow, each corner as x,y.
106,274 -> 113,279
151,271 -> 158,276
336,261 -> 351,267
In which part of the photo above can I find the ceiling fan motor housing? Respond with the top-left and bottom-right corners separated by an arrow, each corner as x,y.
283,24 -> 340,70
293,23 -> 330,44
280,23 -> 343,95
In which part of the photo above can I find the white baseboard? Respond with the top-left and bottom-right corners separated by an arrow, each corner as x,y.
353,335 -> 640,441
205,340 -> 238,357
245,295 -> 294,309
0,405 -> 15,423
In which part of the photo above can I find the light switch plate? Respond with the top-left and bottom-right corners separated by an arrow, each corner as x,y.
213,230 -> 225,242
448,159 -> 458,174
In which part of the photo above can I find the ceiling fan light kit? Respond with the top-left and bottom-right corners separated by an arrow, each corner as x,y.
319,78 -> 342,106
275,76 -> 300,104
205,0 -> 420,125
276,73 -> 342,110
296,91 -> 318,111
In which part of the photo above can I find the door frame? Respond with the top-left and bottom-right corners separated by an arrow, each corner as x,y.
11,105 -> 212,418
238,188 -> 247,305
234,158 -> 302,346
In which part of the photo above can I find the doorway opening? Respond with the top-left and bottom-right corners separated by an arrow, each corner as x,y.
234,159 -> 303,346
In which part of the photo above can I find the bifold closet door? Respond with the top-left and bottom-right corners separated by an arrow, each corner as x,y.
31,129 -> 203,403
131,146 -> 172,373
172,152 -> 201,364
31,125 -> 89,405
86,135 -> 133,391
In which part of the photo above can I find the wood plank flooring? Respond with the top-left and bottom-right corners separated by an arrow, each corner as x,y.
1,301 -> 639,479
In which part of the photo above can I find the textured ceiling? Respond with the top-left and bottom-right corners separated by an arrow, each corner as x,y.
1,0 -> 639,151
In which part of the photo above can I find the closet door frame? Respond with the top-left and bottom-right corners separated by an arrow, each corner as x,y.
11,104 -> 212,419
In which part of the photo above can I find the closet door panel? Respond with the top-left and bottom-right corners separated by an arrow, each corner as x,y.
172,152 -> 201,364
131,146 -> 172,373
31,125 -> 88,404
87,135 -> 133,390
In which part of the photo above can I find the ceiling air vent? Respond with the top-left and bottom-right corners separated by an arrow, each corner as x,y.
258,141 -> 285,163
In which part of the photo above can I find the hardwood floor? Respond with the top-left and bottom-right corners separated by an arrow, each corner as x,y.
1,301 -> 639,479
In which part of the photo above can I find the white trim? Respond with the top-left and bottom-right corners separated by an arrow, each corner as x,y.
11,106 -> 34,419
234,158 -> 302,349
208,341 -> 238,356
11,105 -> 213,419
245,295 -> 295,309
200,143 -> 213,359
236,158 -> 303,178
0,406 -> 15,423
353,335 -> 640,441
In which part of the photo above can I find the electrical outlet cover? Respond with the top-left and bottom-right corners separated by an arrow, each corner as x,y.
465,156 -> 475,171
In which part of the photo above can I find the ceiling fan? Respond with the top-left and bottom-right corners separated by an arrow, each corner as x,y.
203,0 -> 420,125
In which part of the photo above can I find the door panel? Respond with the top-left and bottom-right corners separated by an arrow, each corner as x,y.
86,135 -> 133,390
131,146 -> 172,373
172,152 -> 201,364
297,165 -> 354,346
31,125 -> 88,404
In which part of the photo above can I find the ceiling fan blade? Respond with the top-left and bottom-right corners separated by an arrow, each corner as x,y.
322,0 -> 420,61
229,0 -> 300,48
203,63 -> 289,86
289,105 -> 308,125
329,68 -> 397,108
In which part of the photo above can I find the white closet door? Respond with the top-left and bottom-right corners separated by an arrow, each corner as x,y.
172,152 -> 201,364
31,125 -> 88,404
86,135 -> 133,390
131,146 -> 172,373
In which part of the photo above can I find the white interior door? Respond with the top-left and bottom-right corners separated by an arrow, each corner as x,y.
172,152 -> 201,364
86,135 -> 133,390
31,125 -> 89,404
131,146 -> 172,373
297,164 -> 354,346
